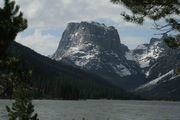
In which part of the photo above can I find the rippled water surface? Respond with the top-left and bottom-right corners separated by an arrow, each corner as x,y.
0,100 -> 180,120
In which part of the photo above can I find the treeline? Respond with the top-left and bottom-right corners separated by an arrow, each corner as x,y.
32,75 -> 136,100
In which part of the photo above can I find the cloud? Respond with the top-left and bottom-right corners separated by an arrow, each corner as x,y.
15,29 -> 59,56
1,0 -> 157,55
0,0 -> 154,29
11,0 -> 126,28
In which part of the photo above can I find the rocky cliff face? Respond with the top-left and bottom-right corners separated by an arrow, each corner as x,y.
52,21 -> 145,89
52,22 -> 127,62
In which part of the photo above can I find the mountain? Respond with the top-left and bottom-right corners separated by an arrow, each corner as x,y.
51,21 -> 145,90
1,42 -> 139,100
51,21 -> 180,100
126,35 -> 180,100
125,35 -> 171,77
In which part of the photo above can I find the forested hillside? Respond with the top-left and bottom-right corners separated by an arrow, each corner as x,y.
2,42 -> 140,100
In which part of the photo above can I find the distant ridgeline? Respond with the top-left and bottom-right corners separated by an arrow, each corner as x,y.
3,21 -> 180,100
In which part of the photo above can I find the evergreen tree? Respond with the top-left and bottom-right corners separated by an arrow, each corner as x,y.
6,65 -> 39,120
111,0 -> 180,48
0,57 -> 18,97
164,34 -> 180,49
0,0 -> 39,119
110,0 -> 180,31
0,0 -> 27,56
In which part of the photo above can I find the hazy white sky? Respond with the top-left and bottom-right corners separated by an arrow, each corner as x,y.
0,0 -> 160,55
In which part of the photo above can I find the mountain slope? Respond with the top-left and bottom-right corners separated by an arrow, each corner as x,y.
3,42 -> 138,100
126,35 -> 180,100
135,70 -> 180,100
51,21 -> 145,90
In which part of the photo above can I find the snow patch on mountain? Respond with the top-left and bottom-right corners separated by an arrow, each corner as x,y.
56,41 -> 100,63
170,74 -> 180,80
125,50 -> 151,68
125,40 -> 165,68
112,64 -> 131,77
145,63 -> 158,77
136,70 -> 174,90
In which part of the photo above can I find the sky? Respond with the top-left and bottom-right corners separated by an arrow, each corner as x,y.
0,0 -> 161,56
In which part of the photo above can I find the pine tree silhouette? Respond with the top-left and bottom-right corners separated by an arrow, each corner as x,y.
0,0 -> 27,56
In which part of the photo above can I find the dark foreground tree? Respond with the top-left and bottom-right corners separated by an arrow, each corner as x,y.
0,0 -> 38,119
0,0 -> 27,56
6,67 -> 39,120
111,0 -> 180,48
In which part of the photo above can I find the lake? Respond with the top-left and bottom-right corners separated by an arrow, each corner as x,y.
0,100 -> 180,120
